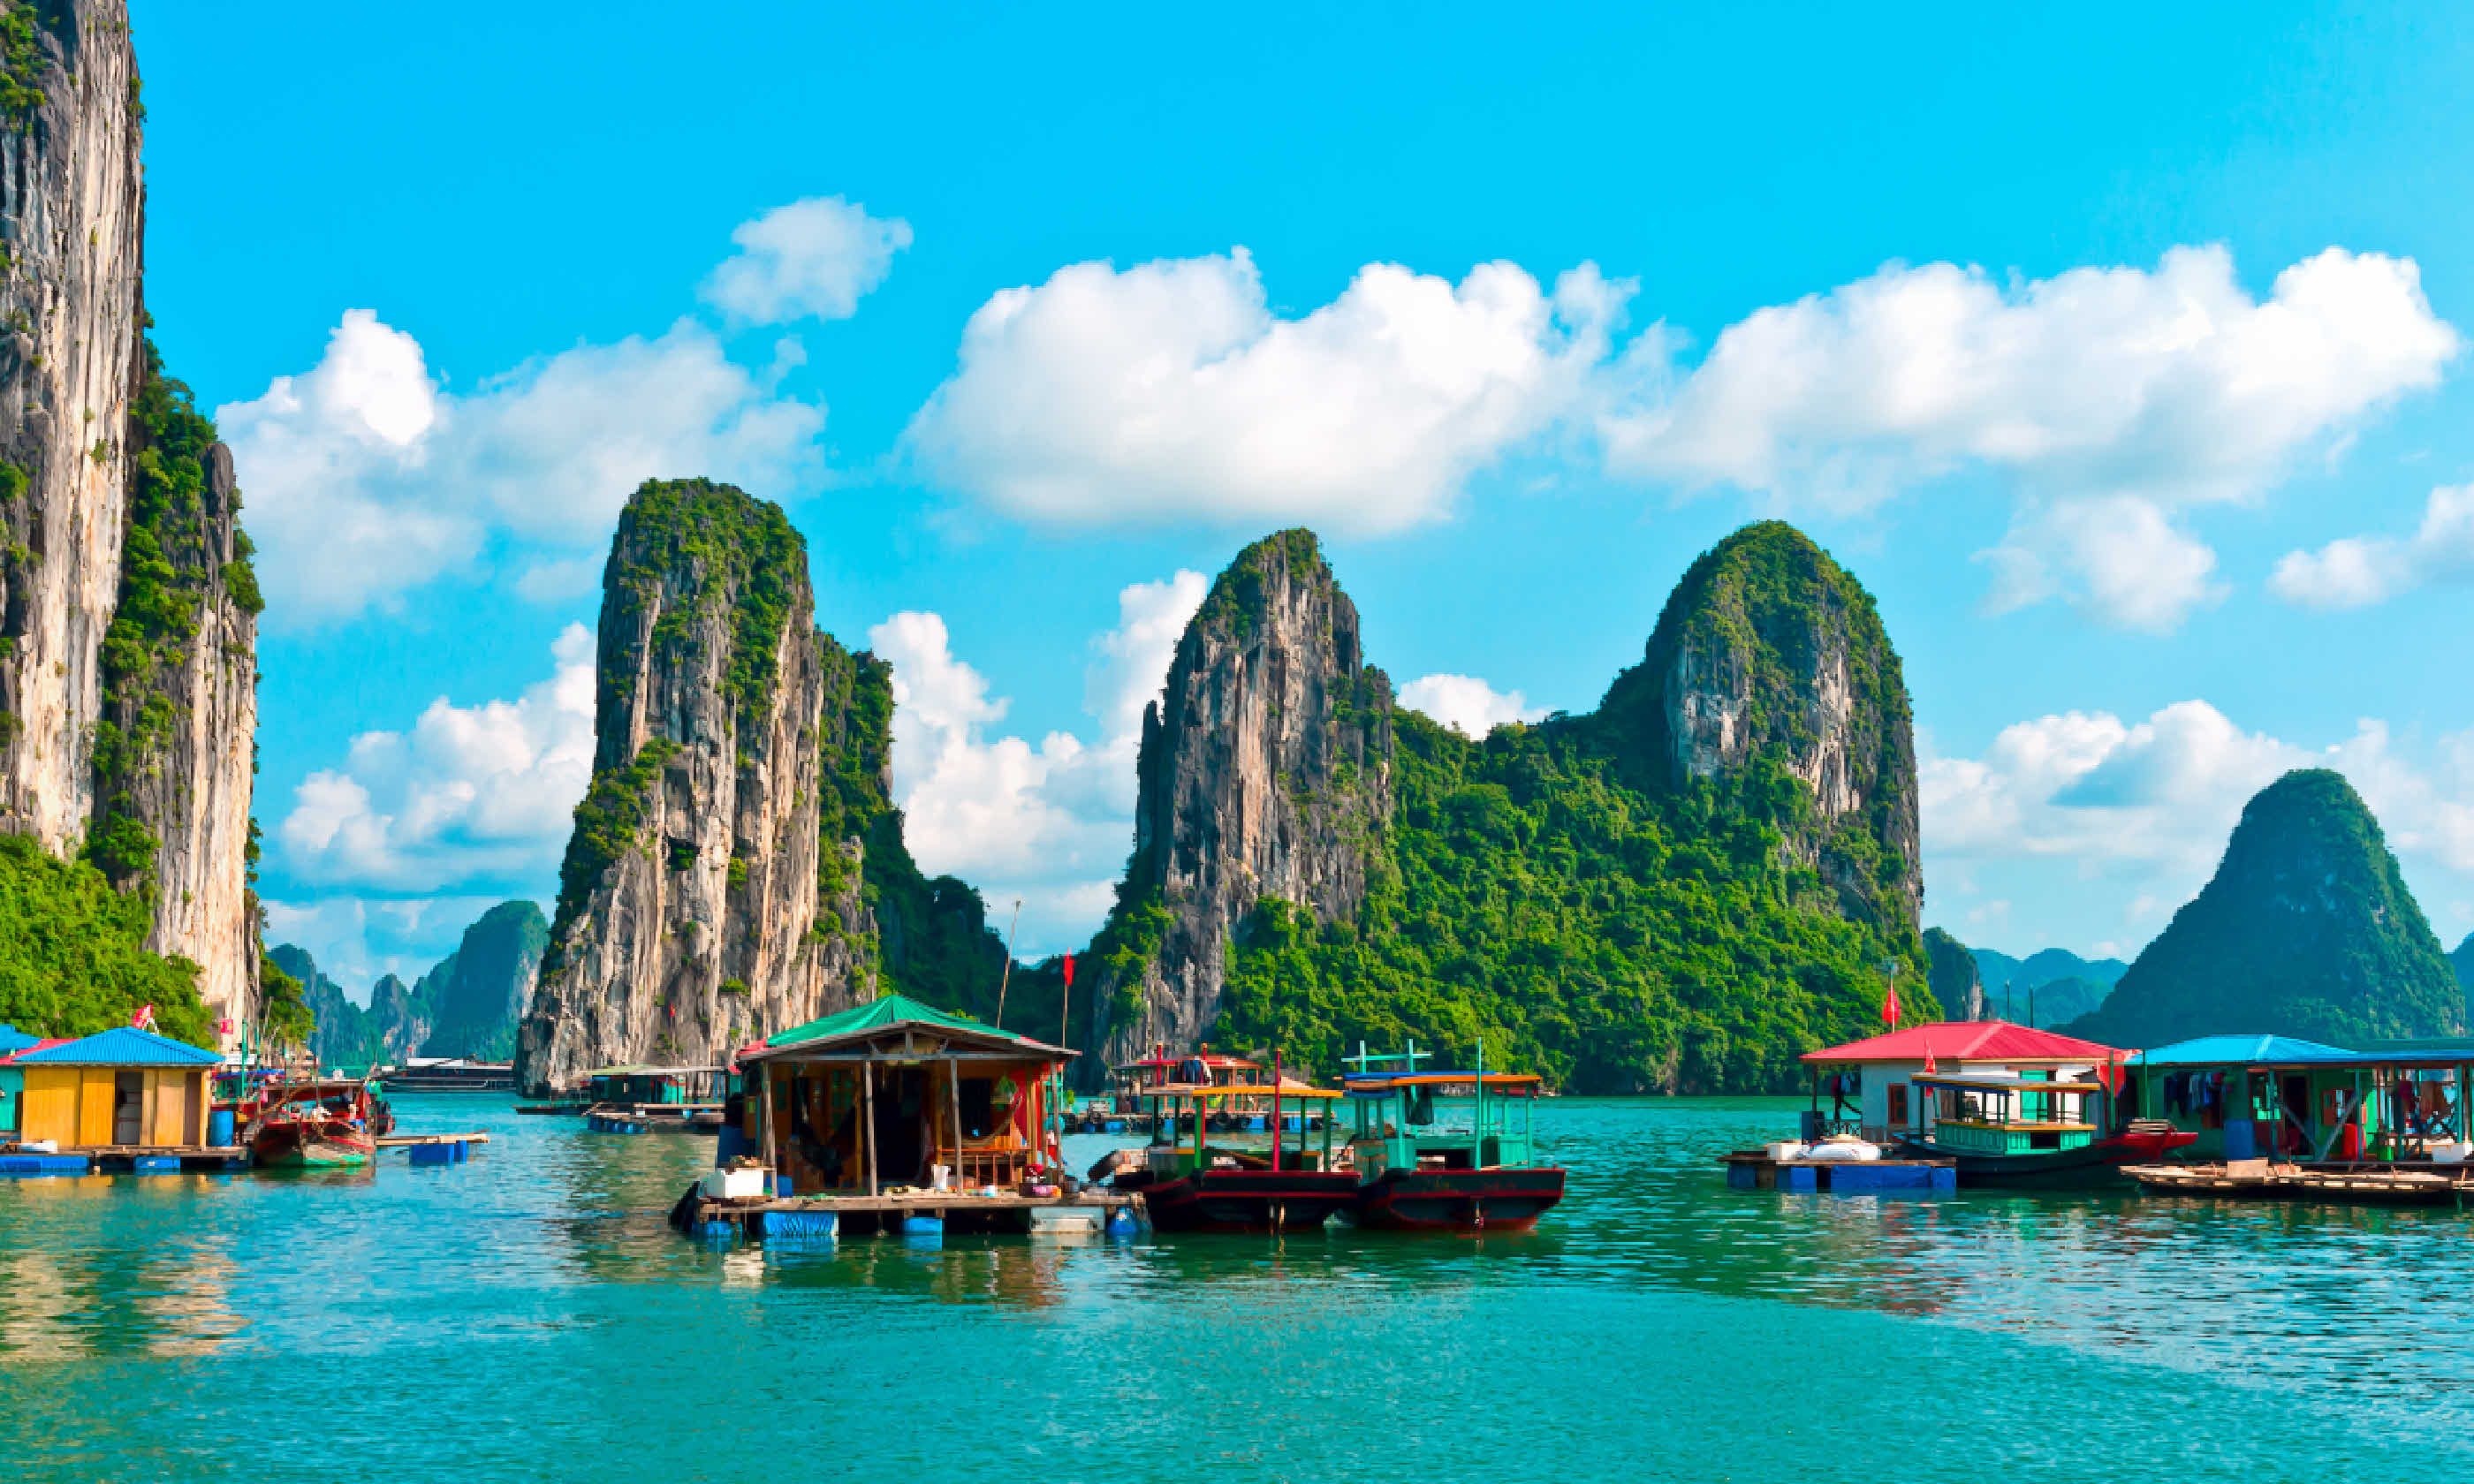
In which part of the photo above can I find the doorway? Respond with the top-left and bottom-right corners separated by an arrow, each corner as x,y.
113,1071 -> 144,1146
873,1066 -> 929,1185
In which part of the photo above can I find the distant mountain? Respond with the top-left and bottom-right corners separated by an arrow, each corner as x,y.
413,901 -> 547,1059
273,899 -> 548,1068
2063,769 -> 2463,1048
272,944 -> 384,1069
1970,946 -> 2128,1006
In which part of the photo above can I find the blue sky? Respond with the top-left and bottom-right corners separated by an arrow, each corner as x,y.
127,2 -> 2474,994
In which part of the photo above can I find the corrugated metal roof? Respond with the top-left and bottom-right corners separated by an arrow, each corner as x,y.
11,1025 -> 224,1066
0,1023 -> 37,1054
1802,1020 -> 2129,1064
2128,1034 -> 2360,1067
761,993 -> 1071,1058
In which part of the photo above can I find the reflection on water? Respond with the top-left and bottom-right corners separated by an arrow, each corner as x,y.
4,1094 -> 2473,1477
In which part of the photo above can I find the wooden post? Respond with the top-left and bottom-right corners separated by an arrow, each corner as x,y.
945,1056 -> 965,1191
757,1062 -> 776,1175
1271,1049 -> 1281,1174
861,1059 -> 879,1197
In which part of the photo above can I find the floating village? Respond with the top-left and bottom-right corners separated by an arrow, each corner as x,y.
10,991 -> 2474,1234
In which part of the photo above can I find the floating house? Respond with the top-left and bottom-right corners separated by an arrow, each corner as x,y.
1799,1021 -> 2131,1142
741,995 -> 1073,1197
4,1026 -> 229,1161
2124,1034 -> 2474,1162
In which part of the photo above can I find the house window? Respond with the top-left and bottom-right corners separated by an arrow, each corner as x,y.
1887,1085 -> 1909,1125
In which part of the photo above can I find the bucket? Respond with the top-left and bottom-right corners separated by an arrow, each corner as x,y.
930,1163 -> 952,1192
208,1109 -> 235,1147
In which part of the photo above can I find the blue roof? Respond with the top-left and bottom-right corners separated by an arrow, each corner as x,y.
11,1026 -> 223,1066
2129,1034 -> 2360,1067
0,1023 -> 35,1055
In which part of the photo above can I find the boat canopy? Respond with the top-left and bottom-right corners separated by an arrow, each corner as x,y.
1132,1081 -> 1343,1101
1341,1072 -> 1544,1094
1912,1071 -> 2106,1094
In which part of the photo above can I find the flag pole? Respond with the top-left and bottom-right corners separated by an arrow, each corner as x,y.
992,898 -> 1022,1029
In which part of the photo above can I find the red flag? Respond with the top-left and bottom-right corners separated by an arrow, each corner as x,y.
132,1003 -> 156,1032
1923,1038 -> 1937,1074
1061,954 -> 1075,988
1882,980 -> 1900,1027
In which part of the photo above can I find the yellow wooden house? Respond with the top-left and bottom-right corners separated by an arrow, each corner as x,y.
7,1026 -> 224,1151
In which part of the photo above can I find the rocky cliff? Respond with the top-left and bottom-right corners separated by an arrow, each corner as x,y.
2067,769 -> 2463,1048
1601,521 -> 1922,934
1069,520 -> 1930,1093
0,0 -> 144,855
1924,927 -> 1984,1020
516,479 -> 877,1093
0,5 -> 258,1048
1081,529 -> 1393,1064
411,900 -> 545,1058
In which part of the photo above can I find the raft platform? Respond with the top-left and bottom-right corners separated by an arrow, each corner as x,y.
0,1146 -> 248,1175
2126,1159 -> 2474,1207
679,1186 -> 1146,1239
1720,1150 -> 1957,1193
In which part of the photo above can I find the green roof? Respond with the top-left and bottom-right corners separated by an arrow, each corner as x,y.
765,993 -> 1036,1049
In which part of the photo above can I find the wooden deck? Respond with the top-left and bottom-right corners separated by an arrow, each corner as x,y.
2126,1160 -> 2474,1206
685,1187 -> 1143,1238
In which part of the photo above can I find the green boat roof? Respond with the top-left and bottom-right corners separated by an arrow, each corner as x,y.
764,993 -> 1043,1049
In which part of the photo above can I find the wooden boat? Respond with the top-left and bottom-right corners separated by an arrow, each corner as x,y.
1106,1069 -> 1355,1232
376,1057 -> 515,1092
2121,1159 -> 2285,1197
1338,1043 -> 1565,1231
1890,1071 -> 2194,1185
2128,1159 -> 2474,1206
247,1079 -> 379,1167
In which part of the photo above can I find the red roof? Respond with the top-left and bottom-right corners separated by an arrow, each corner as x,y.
1801,1021 -> 2130,1064
0,1037 -> 73,1064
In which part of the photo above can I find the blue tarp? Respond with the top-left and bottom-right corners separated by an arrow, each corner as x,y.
2129,1034 -> 2361,1067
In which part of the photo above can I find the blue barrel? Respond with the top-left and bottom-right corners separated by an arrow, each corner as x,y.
901,1215 -> 945,1237
133,1155 -> 180,1173
715,1124 -> 750,1165
2222,1119 -> 2256,1160
771,1173 -> 794,1198
1105,1208 -> 1138,1238
208,1109 -> 235,1147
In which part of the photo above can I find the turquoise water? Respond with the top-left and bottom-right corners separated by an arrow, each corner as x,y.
4,1094 -> 2470,1480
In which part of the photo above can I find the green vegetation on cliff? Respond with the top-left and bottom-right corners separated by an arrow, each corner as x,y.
2066,769 -> 2463,1048
606,477 -> 804,717
0,832 -> 209,1044
1211,707 -> 1928,1092
543,738 -> 677,978
89,338 -> 261,886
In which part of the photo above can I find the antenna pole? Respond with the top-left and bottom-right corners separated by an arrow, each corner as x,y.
993,898 -> 1023,1029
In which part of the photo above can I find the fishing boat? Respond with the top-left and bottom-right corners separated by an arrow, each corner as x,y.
1107,1064 -> 1355,1232
1338,1043 -> 1565,1231
1891,1071 -> 2194,1185
247,1079 -> 379,1167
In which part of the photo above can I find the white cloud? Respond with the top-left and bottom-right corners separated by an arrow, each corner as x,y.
871,572 -> 1208,954
907,249 -> 1626,535
1605,246 -> 2457,629
2272,484 -> 2474,610
1605,246 -> 2455,505
222,311 -> 826,619
1397,673 -> 1547,737
1980,496 -> 2227,632
1923,699 -> 2474,944
277,624 -> 598,892
701,195 -> 913,325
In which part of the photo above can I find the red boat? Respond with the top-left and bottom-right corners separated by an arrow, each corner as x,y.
1110,1076 -> 1357,1232
247,1079 -> 379,1167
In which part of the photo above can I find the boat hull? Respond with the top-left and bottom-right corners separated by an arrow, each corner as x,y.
1352,1166 -> 1566,1231
252,1127 -> 376,1168
1892,1127 -> 2196,1187
1126,1169 -> 1360,1233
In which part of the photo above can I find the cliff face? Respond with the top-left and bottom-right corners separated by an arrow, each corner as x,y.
367,973 -> 426,1060
0,1 -> 143,856
1601,521 -> 1921,935
2068,769 -> 2463,1048
1088,529 -> 1393,1064
0,7 -> 257,1048
412,900 -> 545,1058
1924,928 -> 1984,1020
516,479 -> 877,1094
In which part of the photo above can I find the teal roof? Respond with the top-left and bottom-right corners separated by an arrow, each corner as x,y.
2129,1034 -> 2360,1067
765,993 -> 1043,1049
12,1026 -> 223,1066
0,1023 -> 34,1055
